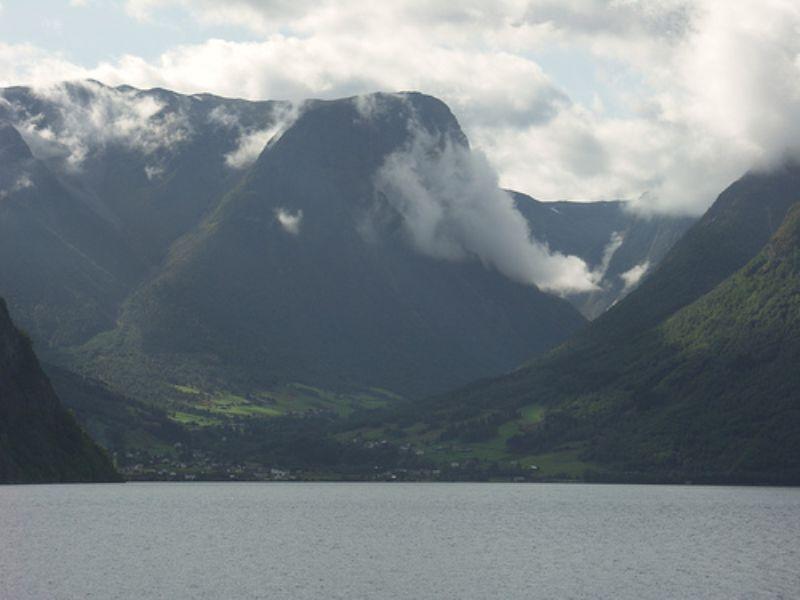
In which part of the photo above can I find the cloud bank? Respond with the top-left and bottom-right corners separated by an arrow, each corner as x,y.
3,80 -> 191,170
2,1 -> 800,216
375,126 -> 600,294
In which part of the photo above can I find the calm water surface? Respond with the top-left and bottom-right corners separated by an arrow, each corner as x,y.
1,482 -> 798,599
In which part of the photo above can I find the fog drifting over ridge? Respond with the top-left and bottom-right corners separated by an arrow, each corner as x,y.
210,101 -> 301,169
6,80 -> 191,173
375,124 -> 605,294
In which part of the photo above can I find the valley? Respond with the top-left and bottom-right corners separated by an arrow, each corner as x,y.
2,81 -> 797,485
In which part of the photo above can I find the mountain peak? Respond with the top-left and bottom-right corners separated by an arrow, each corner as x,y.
264,91 -> 467,168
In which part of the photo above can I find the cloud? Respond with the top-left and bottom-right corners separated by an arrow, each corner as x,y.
275,207 -> 303,234
596,231 -> 624,280
224,128 -> 273,169
0,43 -> 89,88
125,0 -> 317,31
78,36 -> 566,132
123,1 -> 532,38
144,164 -> 164,180
214,102 -> 301,169
3,80 -> 191,170
514,0 -> 800,213
0,173 -> 34,200
523,0 -> 694,40
374,123 -> 600,294
620,260 -> 650,293
2,1 -> 800,217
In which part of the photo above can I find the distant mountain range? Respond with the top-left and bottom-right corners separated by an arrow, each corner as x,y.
0,297 -> 119,482
0,81 -> 689,405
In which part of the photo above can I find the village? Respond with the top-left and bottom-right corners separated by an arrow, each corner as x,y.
114,440 -> 540,483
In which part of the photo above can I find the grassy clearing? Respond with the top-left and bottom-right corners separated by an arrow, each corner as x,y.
519,404 -> 545,423
214,403 -> 282,418
170,411 -> 221,427
166,382 -> 395,427
172,384 -> 202,395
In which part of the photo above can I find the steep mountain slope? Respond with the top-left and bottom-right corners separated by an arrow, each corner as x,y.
45,364 -> 189,459
607,203 -> 800,478
83,93 -> 587,398
0,298 -> 120,483
505,203 -> 800,482
0,121 -> 145,347
399,163 -> 800,483
0,82 -> 284,348
513,193 -> 695,318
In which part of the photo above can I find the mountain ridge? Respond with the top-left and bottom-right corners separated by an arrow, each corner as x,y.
76,91 -> 589,398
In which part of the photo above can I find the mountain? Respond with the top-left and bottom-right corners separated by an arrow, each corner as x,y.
0,298 -> 120,483
513,193 -> 695,318
0,82 -> 283,348
400,163 -> 800,483
0,119 -> 144,347
586,201 -> 800,480
0,81 -> 697,477
0,81 -> 692,404
77,92 -> 587,398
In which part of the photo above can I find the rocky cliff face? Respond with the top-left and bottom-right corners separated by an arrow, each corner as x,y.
0,298 -> 120,482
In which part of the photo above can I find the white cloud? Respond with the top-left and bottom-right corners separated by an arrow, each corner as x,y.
125,0 -> 316,31
225,128 -> 272,169
123,1 -> 533,38
144,164 -> 164,180
0,43 -> 89,88
518,0 -> 800,212
275,207 -> 303,235
522,0 -> 693,40
596,231 -> 624,280
0,173 -> 34,200
3,80 -> 191,170
217,102 -> 301,169
374,124 -> 600,294
620,260 -> 650,293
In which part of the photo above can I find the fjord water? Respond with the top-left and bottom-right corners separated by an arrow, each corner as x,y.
1,483 -> 798,599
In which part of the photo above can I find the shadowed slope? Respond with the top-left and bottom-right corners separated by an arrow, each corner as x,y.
0,298 -> 120,483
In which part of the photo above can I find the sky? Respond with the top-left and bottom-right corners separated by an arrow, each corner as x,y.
1,0 -> 800,216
